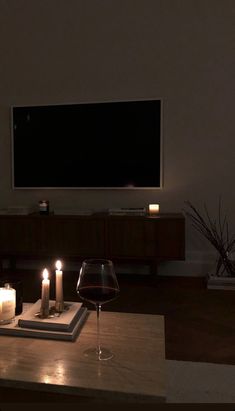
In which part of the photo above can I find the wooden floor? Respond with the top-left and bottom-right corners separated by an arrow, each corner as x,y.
3,269 -> 235,366
115,274 -> 235,366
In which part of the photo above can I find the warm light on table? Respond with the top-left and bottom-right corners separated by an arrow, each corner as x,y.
40,268 -> 50,318
148,204 -> 160,215
0,285 -> 16,324
55,259 -> 64,312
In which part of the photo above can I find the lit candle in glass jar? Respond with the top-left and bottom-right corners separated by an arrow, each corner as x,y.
0,285 -> 16,324
148,204 -> 160,215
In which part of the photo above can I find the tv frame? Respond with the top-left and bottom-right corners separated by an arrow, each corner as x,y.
11,98 -> 163,190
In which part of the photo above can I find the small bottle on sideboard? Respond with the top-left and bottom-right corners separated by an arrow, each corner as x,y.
39,200 -> 49,215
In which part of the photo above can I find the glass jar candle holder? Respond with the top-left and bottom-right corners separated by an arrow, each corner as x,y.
0,285 -> 16,325
148,204 -> 160,216
0,277 -> 23,315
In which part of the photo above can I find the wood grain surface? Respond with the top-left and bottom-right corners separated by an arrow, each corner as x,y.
0,310 -> 166,403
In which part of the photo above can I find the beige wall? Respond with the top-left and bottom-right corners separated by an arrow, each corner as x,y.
0,0 -> 234,272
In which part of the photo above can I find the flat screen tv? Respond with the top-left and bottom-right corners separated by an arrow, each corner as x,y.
11,99 -> 162,189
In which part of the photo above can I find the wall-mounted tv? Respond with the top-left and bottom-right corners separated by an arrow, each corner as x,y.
11,99 -> 162,189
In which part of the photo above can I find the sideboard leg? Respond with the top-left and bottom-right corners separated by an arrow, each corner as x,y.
149,262 -> 159,286
9,257 -> 16,271
150,261 -> 158,276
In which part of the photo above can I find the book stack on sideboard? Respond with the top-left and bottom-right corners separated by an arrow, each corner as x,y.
108,207 -> 146,216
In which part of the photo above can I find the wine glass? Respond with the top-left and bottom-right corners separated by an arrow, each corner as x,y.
76,259 -> 120,360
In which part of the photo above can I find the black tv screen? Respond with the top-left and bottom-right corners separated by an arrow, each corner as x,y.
11,99 -> 162,189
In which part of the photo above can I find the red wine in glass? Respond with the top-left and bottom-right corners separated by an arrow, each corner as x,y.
76,259 -> 120,360
78,284 -> 119,305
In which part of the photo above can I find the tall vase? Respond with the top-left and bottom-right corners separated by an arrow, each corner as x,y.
207,256 -> 235,289
214,253 -> 235,277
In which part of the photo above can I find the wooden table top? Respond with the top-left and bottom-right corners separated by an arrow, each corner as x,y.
0,309 -> 166,403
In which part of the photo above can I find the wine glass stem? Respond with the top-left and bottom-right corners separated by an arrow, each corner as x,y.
96,303 -> 101,357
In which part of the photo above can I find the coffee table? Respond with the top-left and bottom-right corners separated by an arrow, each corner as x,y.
0,309 -> 166,403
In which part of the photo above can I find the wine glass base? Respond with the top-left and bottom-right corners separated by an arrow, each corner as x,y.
84,347 -> 114,361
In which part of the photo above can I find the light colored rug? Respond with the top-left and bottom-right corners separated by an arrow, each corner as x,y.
166,360 -> 235,403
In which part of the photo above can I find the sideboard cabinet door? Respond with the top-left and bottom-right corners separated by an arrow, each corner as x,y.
39,217 -> 105,257
0,217 -> 43,255
106,218 -> 146,257
106,215 -> 185,260
154,218 -> 185,259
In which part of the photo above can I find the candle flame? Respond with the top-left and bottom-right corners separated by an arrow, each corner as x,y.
56,260 -> 62,270
43,268 -> 49,280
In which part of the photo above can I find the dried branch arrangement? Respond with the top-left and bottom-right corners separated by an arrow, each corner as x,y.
184,200 -> 235,277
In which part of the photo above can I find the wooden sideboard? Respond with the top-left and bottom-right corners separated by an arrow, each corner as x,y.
0,212 -> 185,273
